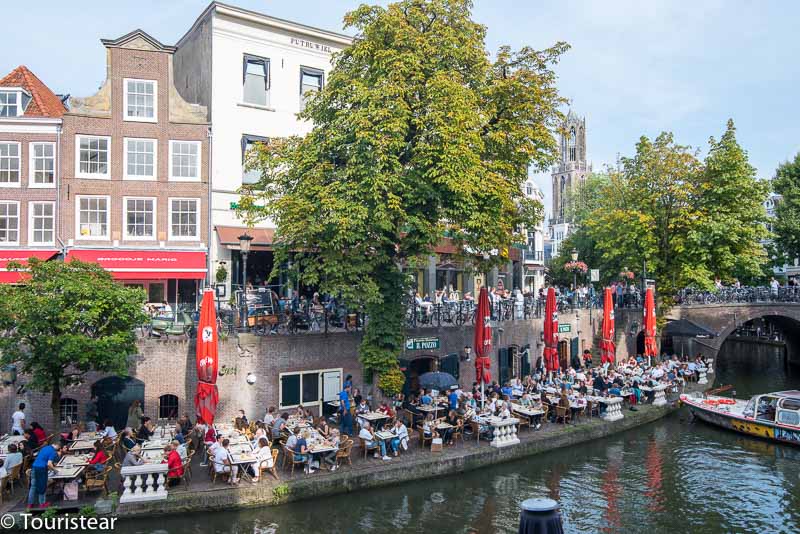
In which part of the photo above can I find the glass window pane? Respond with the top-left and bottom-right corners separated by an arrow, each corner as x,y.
281,375 -> 301,407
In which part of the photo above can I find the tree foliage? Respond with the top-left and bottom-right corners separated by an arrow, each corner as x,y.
237,0 -> 567,391
0,259 -> 146,425
571,121 -> 766,301
773,152 -> 800,261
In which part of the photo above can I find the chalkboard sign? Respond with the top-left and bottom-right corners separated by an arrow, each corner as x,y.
240,288 -> 276,317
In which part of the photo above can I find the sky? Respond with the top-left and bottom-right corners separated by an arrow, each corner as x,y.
4,0 -> 799,218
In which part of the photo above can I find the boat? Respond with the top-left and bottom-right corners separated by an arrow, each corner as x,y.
680,390 -> 800,446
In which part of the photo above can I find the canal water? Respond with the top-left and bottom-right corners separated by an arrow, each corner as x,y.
117,341 -> 800,534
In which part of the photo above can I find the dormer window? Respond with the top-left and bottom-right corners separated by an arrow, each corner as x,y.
0,90 -> 27,117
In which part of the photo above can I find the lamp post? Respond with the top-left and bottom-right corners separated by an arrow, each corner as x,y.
238,232 -> 253,331
571,248 -> 578,308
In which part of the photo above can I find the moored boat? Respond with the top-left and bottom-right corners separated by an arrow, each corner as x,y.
680,390 -> 800,446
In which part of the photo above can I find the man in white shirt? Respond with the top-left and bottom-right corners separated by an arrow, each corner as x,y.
358,421 -> 390,460
11,403 -> 25,436
213,438 -> 239,484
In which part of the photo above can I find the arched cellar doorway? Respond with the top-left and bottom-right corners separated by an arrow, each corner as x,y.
92,376 -> 145,430
399,356 -> 436,396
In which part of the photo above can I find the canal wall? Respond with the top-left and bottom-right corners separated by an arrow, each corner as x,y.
116,402 -> 678,518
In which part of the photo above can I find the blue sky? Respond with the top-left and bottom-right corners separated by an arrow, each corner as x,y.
4,1 -> 798,216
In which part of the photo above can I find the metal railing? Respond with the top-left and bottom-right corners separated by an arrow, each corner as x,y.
675,286 -> 800,305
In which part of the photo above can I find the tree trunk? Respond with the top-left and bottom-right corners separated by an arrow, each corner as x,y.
51,379 -> 61,435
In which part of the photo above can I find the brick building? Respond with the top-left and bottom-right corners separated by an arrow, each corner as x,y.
60,30 -> 210,308
0,66 -> 66,279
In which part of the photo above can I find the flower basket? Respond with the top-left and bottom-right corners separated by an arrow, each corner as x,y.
564,261 -> 588,274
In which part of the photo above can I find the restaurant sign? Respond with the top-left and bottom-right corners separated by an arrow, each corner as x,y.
558,324 -> 572,333
405,337 -> 440,351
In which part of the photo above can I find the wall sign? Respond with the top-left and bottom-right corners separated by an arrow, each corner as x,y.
290,37 -> 332,53
219,365 -> 238,376
558,324 -> 572,333
405,337 -> 440,351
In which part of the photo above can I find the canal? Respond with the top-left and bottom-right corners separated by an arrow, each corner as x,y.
118,340 -> 800,534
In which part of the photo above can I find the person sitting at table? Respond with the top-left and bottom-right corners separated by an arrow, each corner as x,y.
234,417 -> 248,435
22,429 -> 38,456
123,444 -> 144,467
252,422 -> 268,446
519,392 -> 533,408
286,427 -> 300,452
88,440 -> 108,472
295,429 -> 315,474
316,418 -> 331,438
303,407 -> 315,423
378,401 -> 395,418
631,381 -> 643,404
4,443 -> 22,474
487,392 -> 500,415
272,412 -> 288,444
608,384 -> 622,397
214,438 -> 240,485
441,410 -> 459,445
66,424 -> 81,442
320,429 -> 341,471
294,405 -> 306,419
101,419 -> 117,440
120,428 -> 137,451
177,414 -> 193,436
390,419 -> 409,454
30,422 -> 47,444
500,382 -> 513,399
237,410 -> 249,427
251,437 -> 275,481
420,390 -> 433,406
422,414 -> 435,439
171,439 -> 188,459
358,421 -> 390,461
498,401 -> 511,419
27,441 -> 61,509
137,417 -> 155,442
163,443 -> 183,486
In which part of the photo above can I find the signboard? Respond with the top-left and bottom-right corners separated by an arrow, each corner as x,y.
558,324 -> 572,333
405,337 -> 440,351
590,269 -> 600,282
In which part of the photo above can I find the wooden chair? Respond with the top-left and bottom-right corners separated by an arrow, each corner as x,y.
451,421 -> 464,446
469,420 -> 483,444
335,439 -> 353,468
417,425 -> 432,448
586,401 -> 600,418
284,447 -> 306,475
358,437 -> 378,460
5,463 -> 22,496
555,406 -> 571,425
84,465 -> 112,496
258,448 -> 280,481
516,412 -> 532,432
209,458 -> 231,485
166,457 -> 192,489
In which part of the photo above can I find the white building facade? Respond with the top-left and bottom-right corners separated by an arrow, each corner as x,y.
173,2 -> 352,295
522,178 -> 546,294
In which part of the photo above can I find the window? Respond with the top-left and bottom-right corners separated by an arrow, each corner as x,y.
29,202 -> 55,245
76,135 -> 110,178
169,198 -> 199,240
124,197 -> 156,240
243,55 -> 270,107
241,135 -> 268,185
124,138 -> 156,180
124,78 -> 156,121
778,410 -> 799,426
279,370 -> 336,408
60,398 -> 78,425
0,202 -> 19,244
169,140 -> 201,181
159,394 -> 179,420
30,142 -> 55,186
0,143 -> 20,185
568,127 -> 576,162
77,196 -> 109,239
299,66 -> 323,110
0,91 -> 19,117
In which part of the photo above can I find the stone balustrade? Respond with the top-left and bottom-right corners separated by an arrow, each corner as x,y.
652,384 -> 668,407
601,397 -> 624,422
119,464 -> 169,504
486,416 -> 520,448
697,366 -> 708,385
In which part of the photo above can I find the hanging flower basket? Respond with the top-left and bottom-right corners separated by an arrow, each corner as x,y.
564,261 -> 588,274
619,271 -> 635,280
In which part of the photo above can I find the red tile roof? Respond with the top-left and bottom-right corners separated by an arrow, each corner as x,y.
0,66 -> 66,118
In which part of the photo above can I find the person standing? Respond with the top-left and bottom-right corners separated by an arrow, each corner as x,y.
27,442 -> 61,509
11,403 -> 26,436
126,400 -> 143,431
85,395 -> 99,432
339,384 -> 353,437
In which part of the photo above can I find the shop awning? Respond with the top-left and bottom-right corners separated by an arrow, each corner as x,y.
65,250 -> 207,280
216,226 -> 274,251
0,249 -> 59,283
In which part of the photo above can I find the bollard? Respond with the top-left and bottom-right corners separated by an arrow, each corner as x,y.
518,497 -> 564,534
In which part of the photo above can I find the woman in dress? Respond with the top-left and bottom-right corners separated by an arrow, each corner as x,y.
126,400 -> 143,430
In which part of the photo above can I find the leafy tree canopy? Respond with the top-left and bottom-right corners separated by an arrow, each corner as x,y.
0,259 -> 146,424
773,152 -> 800,261
237,0 -> 568,392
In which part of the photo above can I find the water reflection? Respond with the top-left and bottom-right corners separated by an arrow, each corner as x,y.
117,341 -> 800,534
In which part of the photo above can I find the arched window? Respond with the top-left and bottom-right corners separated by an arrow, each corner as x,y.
159,394 -> 179,420
559,176 -> 566,219
60,398 -> 78,425
568,127 -> 576,162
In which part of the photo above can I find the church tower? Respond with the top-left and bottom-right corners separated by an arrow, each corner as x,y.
549,110 -> 590,257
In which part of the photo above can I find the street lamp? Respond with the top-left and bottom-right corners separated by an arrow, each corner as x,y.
238,233 -> 253,331
571,248 -> 578,307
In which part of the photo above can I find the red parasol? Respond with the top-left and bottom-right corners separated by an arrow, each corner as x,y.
600,287 -> 616,365
543,287 -> 559,372
643,287 -> 658,362
473,287 -> 492,384
194,289 -> 220,424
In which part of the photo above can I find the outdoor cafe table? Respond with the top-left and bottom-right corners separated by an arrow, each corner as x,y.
48,465 -> 84,481
77,431 -> 102,441
227,434 -> 250,445
511,404 -> 545,418
140,449 -> 166,463
68,439 -> 97,452
58,453 -> 92,467
374,430 -> 395,442
141,438 -> 172,450
229,442 -> 254,455
230,452 -> 257,481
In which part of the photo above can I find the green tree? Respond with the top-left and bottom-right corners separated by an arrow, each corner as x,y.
698,119 -> 768,283
773,152 -> 800,260
238,0 -> 567,393
0,259 -> 146,426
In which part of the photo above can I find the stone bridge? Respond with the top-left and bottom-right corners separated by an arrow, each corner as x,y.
664,303 -> 800,368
